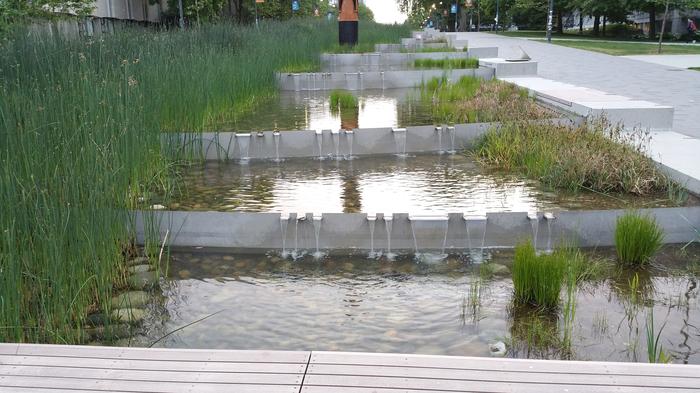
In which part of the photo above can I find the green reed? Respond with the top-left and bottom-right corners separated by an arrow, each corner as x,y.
413,58 -> 478,69
615,211 -> 664,266
0,18 -> 406,343
512,241 -> 567,310
330,90 -> 359,110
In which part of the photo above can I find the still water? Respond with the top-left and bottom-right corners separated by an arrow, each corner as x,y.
132,246 -> 700,364
220,89 -> 433,132
167,154 -> 685,214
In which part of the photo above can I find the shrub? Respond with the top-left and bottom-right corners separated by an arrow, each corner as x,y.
615,211 -> 664,266
512,241 -> 566,309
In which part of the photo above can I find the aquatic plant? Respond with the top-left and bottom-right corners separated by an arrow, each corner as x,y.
512,241 -> 566,309
419,76 -> 548,124
330,90 -> 359,110
615,211 -> 664,266
413,58 -> 479,69
0,18 -> 405,343
475,118 -> 672,196
645,308 -> 671,363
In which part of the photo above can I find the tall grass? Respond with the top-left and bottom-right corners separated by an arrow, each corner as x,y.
0,18 -> 402,343
324,21 -> 411,53
329,90 -> 358,110
419,76 -> 548,124
615,211 -> 664,266
476,118 -> 671,195
413,58 -> 478,69
512,241 -> 567,309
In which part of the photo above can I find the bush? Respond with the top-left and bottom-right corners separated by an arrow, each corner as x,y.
330,90 -> 358,109
615,211 -> 664,266
512,241 -> 566,309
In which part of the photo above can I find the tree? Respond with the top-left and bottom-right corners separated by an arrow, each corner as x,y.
1,0 -> 94,33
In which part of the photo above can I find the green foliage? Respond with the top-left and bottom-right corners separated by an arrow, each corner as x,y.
0,0 -> 94,34
324,21 -> 411,53
512,241 -> 567,309
646,308 -> 671,363
329,90 -> 358,109
615,211 -> 664,266
0,18 -> 400,343
413,58 -> 479,69
475,118 -> 671,195
419,76 -> 546,124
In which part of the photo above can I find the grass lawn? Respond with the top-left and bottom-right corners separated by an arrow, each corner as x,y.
548,40 -> 700,56
492,30 -> 646,41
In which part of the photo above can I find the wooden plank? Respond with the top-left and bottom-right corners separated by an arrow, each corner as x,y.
0,365 -> 303,385
310,352 -> 700,379
0,388 -> 131,393
307,364 -> 700,389
301,375 -> 698,393
0,355 -> 306,374
0,376 -> 300,393
12,344 -> 309,364
0,346 -> 17,356
300,386 -> 694,393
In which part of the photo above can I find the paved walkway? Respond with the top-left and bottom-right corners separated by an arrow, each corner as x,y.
622,54 -> 700,69
462,32 -> 700,138
3,344 -> 700,393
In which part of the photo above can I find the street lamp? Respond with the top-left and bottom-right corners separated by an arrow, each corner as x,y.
546,0 -> 554,42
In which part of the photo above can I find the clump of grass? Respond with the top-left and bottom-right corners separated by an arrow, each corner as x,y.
615,211 -> 664,266
401,47 -> 466,53
512,241 -> 567,309
330,90 -> 358,110
419,76 -> 549,124
413,58 -> 479,69
324,21 -> 411,53
278,61 -> 319,73
475,118 -> 672,195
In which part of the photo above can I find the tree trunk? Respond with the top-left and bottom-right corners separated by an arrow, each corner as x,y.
593,14 -> 600,36
648,5 -> 656,39
579,12 -> 583,34
658,0 -> 670,54
602,15 -> 607,37
556,8 -> 563,34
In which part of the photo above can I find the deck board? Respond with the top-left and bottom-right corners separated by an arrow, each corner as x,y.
1,344 -> 699,392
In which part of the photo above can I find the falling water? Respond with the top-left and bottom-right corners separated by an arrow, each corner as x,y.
446,126 -> 456,154
392,128 -> 407,158
528,212 -> 539,250
236,134 -> 251,163
273,131 -> 281,163
380,71 -> 385,90
544,212 -> 555,253
384,215 -> 394,260
293,217 -> 300,259
441,219 -> 449,256
410,220 -> 420,256
345,130 -> 354,159
280,214 -> 289,258
315,130 -> 324,160
312,214 -> 323,259
436,126 -> 444,154
331,130 -> 340,160
368,215 -> 376,258
465,215 -> 488,264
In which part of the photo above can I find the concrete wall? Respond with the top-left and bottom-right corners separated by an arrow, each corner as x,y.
276,67 -> 495,91
319,49 -> 499,72
134,207 -> 700,253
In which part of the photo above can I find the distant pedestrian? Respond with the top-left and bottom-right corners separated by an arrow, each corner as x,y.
689,18 -> 698,43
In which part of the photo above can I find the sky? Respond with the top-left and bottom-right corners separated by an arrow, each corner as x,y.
364,0 -> 407,24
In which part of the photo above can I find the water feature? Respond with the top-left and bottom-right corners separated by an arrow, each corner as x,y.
527,212 -> 539,250
331,130 -> 341,160
344,130 -> 354,159
218,89 -> 433,132
235,133 -> 251,162
435,126 -> 444,154
384,215 -> 394,260
367,213 -> 377,258
272,131 -> 282,163
130,244 -> 700,364
392,127 -> 408,158
280,213 -> 290,257
167,154 -> 691,214
315,129 -> 324,160
446,126 -> 456,154
464,214 -> 488,264
544,212 -> 556,253
312,213 -> 323,259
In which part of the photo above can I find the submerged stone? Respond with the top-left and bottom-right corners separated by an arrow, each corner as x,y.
481,263 -> 510,277
127,256 -> 149,266
128,271 -> 159,289
128,264 -> 152,274
86,324 -> 133,340
85,313 -> 110,327
110,308 -> 146,324
110,291 -> 150,308
488,341 -> 507,357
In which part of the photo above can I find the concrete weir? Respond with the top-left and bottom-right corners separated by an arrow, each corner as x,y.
134,208 -> 700,253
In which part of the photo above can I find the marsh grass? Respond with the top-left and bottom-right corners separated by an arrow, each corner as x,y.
324,21 -> 411,53
330,90 -> 359,110
0,18 -> 405,343
512,242 -> 567,310
646,308 -> 671,363
413,58 -> 479,69
615,211 -> 664,266
401,47 -> 468,53
475,118 -> 671,196
419,76 -> 549,124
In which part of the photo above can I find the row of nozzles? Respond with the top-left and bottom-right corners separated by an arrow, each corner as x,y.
279,212 -> 557,222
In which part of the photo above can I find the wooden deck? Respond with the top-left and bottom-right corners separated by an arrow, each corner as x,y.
1,344 -> 700,392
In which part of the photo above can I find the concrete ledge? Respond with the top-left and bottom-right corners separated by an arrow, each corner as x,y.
134,207 -> 700,253
320,52 -> 477,72
276,67 -> 494,91
165,118 -> 580,161
479,58 -> 539,77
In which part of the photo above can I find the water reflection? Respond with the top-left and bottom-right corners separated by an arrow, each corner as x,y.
220,89 -> 432,132
170,154 -> 682,213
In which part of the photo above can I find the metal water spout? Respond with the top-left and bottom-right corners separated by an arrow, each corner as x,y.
543,212 -> 556,253
273,131 -> 281,162
408,214 -> 449,256
463,214 -> 488,263
392,128 -> 408,157
446,126 -> 456,154
280,213 -> 290,257
312,213 -> 323,258
384,214 -> 394,259
435,126 -> 444,154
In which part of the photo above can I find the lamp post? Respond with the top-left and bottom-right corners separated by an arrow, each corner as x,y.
546,0 -> 554,42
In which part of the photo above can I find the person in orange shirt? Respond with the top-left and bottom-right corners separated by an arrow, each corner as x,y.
338,0 -> 359,45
